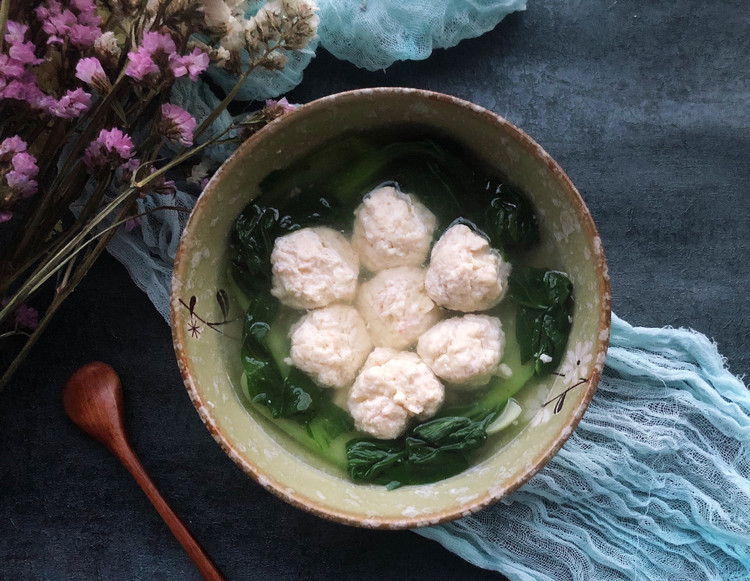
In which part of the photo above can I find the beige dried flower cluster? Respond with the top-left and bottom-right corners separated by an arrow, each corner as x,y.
94,31 -> 122,69
199,0 -> 319,74
134,0 -> 318,75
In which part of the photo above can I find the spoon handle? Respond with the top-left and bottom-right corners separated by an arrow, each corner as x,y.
115,444 -> 227,581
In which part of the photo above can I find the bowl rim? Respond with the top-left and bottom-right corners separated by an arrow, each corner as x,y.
171,87 -> 612,529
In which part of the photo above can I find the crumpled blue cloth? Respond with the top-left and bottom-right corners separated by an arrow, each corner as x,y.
316,0 -> 527,71
204,0 -> 526,100
417,314 -> 750,581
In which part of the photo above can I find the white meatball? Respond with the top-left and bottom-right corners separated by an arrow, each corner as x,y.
356,266 -> 441,350
351,186 -> 437,272
289,305 -> 372,389
417,314 -> 505,388
271,227 -> 359,309
348,348 -> 444,439
425,224 -> 511,312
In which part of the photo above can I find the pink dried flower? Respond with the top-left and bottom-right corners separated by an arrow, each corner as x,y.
1,136 -> 38,198
0,70 -> 50,112
75,56 -> 105,83
31,92 -> 58,113
121,156 -> 140,178
0,211 -> 12,222
69,22 -> 102,49
7,152 -> 40,198
3,21 -> 43,67
37,2 -> 76,45
157,104 -> 197,147
141,31 -> 177,55
125,50 -> 159,81
0,77 -> 34,102
75,57 -> 111,94
36,0 -> 101,48
264,97 -> 296,119
8,41 -> 43,67
6,171 -> 38,198
15,305 -> 39,330
71,0 -> 100,24
169,47 -> 209,81
83,127 -> 135,173
0,136 -> 27,157
126,32 -> 177,83
47,88 -> 92,119
11,152 -> 39,177
152,175 -> 176,197
4,21 -> 28,45
0,55 -> 26,79
6,161 -> 39,198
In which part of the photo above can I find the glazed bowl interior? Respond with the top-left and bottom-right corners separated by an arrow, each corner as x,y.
171,88 -> 610,528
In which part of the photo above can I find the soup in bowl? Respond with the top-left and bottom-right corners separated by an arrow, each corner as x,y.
170,88 -> 611,528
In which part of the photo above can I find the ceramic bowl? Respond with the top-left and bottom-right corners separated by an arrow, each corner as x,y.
171,88 -> 611,528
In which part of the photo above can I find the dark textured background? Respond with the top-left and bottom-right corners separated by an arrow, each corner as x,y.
2,1 -> 749,579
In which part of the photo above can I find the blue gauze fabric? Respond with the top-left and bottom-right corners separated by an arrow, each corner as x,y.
417,314 -> 750,580
316,0 -> 527,71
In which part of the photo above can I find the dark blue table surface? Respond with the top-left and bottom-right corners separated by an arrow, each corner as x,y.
2,1 -> 749,579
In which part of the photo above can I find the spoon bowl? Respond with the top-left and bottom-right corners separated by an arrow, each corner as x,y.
63,361 -> 127,453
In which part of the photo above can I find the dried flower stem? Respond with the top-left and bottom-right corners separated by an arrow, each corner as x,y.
0,116 -> 235,327
0,0 -> 9,53
0,196 -> 191,391
193,47 -> 275,141
0,172 -> 112,298
0,215 -> 123,391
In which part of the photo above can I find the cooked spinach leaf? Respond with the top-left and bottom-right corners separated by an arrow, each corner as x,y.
258,136 -> 373,204
281,367 -> 353,440
232,205 -> 288,279
346,414 -> 496,488
482,182 -> 540,250
510,268 -> 573,376
241,292 -> 284,415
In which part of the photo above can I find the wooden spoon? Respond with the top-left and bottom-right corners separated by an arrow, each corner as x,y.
63,362 -> 227,581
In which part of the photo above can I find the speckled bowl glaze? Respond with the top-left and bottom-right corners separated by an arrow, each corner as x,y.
171,88 -> 611,529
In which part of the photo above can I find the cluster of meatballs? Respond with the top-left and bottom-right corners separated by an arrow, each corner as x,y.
269,186 -> 512,439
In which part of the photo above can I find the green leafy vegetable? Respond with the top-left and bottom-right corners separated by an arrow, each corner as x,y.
324,140 -> 461,204
510,268 -> 574,376
240,292 -> 283,416
346,414 -> 496,488
482,182 -> 540,250
266,138 -> 473,231
258,135 -> 373,204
